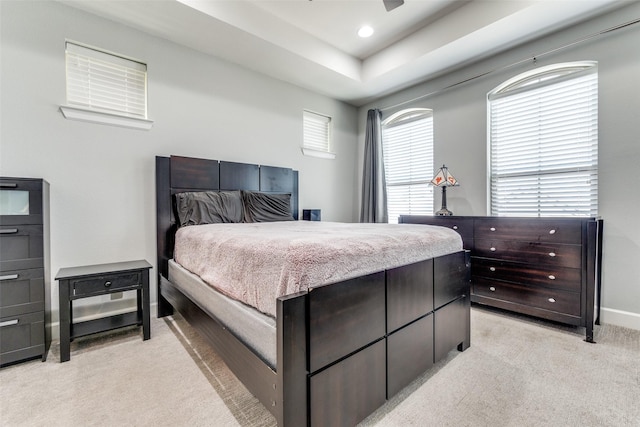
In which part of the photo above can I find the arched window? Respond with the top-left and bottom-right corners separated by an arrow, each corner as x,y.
488,62 -> 598,216
382,108 -> 434,223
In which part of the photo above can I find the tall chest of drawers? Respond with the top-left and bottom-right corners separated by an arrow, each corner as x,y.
0,177 -> 51,366
399,215 -> 603,342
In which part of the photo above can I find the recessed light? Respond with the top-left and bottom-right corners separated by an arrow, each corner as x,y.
358,26 -> 374,38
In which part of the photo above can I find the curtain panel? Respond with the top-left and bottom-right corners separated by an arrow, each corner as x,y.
360,109 -> 388,223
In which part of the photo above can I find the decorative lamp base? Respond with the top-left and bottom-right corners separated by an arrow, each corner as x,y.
435,207 -> 453,216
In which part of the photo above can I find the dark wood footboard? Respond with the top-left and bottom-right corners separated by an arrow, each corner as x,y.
159,251 -> 470,426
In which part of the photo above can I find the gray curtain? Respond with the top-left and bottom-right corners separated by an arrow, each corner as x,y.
360,109 -> 388,223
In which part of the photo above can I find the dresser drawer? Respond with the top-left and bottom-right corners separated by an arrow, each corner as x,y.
0,268 -> 45,317
0,310 -> 44,356
474,218 -> 582,243
474,239 -> 581,268
0,225 -> 43,271
400,216 -> 473,248
471,258 -> 581,292
71,272 -> 142,298
473,277 -> 580,317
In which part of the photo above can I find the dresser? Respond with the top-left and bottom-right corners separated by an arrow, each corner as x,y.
0,177 -> 51,366
399,215 -> 603,342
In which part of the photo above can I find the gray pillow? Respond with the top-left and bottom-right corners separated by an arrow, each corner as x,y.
242,191 -> 294,222
175,191 -> 243,226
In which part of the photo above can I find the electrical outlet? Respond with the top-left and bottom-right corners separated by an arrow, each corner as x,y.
110,292 -> 123,300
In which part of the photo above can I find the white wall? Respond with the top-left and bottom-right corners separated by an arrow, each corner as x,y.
359,3 -> 640,330
0,1 -> 359,332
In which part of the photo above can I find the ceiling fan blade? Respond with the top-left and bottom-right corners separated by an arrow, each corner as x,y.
383,0 -> 404,12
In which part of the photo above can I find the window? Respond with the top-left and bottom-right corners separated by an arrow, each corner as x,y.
302,110 -> 335,159
60,41 -> 152,130
488,62 -> 598,217
382,109 -> 434,223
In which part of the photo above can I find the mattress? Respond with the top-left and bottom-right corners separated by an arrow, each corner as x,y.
174,221 -> 463,318
168,259 -> 277,368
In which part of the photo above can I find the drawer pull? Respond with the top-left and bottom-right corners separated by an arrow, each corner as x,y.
104,281 -> 112,288
489,286 -> 496,292
0,228 -> 19,234
489,267 -> 496,272
0,274 -> 19,281
490,227 -> 496,232
452,225 -> 458,230
549,229 -> 556,235
549,252 -> 556,257
548,275 -> 556,280
490,247 -> 496,252
0,183 -> 18,188
0,319 -> 19,327
548,298 -> 556,303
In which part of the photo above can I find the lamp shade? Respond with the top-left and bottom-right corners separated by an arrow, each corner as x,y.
431,165 -> 459,187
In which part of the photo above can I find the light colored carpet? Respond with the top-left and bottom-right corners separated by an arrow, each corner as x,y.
1,307 -> 638,426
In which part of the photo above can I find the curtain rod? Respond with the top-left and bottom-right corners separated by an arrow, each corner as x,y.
380,16 -> 640,112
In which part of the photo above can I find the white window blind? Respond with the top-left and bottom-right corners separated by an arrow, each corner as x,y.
382,109 -> 434,223
65,42 -> 147,118
303,110 -> 334,158
489,63 -> 598,217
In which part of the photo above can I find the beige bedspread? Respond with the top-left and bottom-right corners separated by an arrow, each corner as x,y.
174,221 -> 462,317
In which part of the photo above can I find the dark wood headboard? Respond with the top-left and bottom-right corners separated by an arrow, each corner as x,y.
155,155 -> 299,280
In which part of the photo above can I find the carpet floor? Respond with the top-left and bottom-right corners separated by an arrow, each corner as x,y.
1,306 -> 638,426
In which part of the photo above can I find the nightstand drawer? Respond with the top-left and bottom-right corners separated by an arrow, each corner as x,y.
71,272 -> 142,298
474,239 -> 581,268
471,258 -> 581,292
473,277 -> 580,317
0,268 -> 45,317
474,218 -> 582,243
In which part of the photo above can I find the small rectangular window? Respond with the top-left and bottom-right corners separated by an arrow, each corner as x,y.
65,41 -> 147,119
302,110 -> 335,159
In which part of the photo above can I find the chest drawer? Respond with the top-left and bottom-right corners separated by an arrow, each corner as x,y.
471,258 -> 581,292
0,225 -> 44,271
0,310 -> 45,357
474,239 -> 581,268
474,218 -> 582,243
0,178 -> 44,226
0,268 -> 45,317
71,272 -> 142,298
473,277 -> 580,317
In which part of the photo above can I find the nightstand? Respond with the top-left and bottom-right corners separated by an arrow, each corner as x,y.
55,260 -> 151,362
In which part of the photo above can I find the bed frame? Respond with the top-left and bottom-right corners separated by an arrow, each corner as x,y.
156,155 -> 471,426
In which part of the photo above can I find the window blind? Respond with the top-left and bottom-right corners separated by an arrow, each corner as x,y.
66,42 -> 147,118
303,110 -> 332,153
489,67 -> 598,217
382,111 -> 434,223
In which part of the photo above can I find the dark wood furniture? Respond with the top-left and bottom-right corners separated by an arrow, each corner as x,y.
0,177 -> 51,366
400,215 -> 603,342
302,209 -> 321,221
55,260 -> 151,362
156,155 -> 471,427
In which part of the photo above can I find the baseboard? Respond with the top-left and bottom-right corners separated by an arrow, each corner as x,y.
600,307 -> 640,331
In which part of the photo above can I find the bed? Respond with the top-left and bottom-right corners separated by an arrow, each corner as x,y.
156,155 -> 471,427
